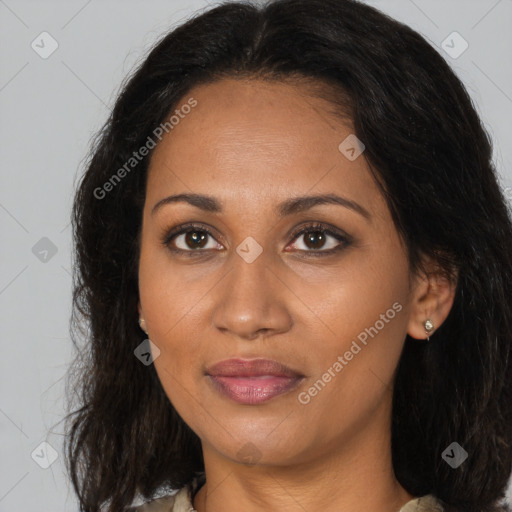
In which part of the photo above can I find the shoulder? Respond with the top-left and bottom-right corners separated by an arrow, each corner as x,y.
126,493 -> 179,512
399,494 -> 444,512
126,473 -> 205,512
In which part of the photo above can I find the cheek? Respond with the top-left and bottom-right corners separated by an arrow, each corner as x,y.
138,244 -> 211,344
149,315 -> 209,431
298,239 -> 410,356
138,251 -> 206,394
294,242 -> 410,409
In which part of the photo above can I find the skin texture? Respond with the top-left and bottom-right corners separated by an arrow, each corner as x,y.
137,78 -> 457,512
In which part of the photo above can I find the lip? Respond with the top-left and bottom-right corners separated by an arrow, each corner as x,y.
206,358 -> 305,405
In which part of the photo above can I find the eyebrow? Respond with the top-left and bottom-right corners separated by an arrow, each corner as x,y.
151,193 -> 371,220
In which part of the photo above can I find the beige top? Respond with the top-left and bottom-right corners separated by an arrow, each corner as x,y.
128,473 -> 444,511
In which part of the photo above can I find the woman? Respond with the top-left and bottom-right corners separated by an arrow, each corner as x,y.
65,0 -> 512,511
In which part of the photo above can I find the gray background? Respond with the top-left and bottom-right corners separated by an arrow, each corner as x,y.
1,0 -> 511,510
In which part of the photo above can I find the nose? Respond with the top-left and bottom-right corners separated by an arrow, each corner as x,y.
211,248 -> 293,341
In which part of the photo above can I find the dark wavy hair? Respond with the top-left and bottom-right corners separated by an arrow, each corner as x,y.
65,0 -> 512,510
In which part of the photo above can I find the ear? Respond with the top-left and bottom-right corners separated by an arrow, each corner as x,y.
407,257 -> 458,340
137,300 -> 143,318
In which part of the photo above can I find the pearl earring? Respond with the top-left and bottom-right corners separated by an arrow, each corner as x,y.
423,318 -> 435,341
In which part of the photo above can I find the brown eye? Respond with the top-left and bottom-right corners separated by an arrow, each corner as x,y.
287,224 -> 350,255
182,230 -> 210,250
171,229 -> 220,251
161,224 -> 222,255
302,230 -> 328,250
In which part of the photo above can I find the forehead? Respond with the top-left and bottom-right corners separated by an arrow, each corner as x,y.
145,78 -> 379,216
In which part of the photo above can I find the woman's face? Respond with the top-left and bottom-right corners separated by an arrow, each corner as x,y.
138,78 -> 419,467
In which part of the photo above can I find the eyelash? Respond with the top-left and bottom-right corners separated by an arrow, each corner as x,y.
160,222 -> 352,258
